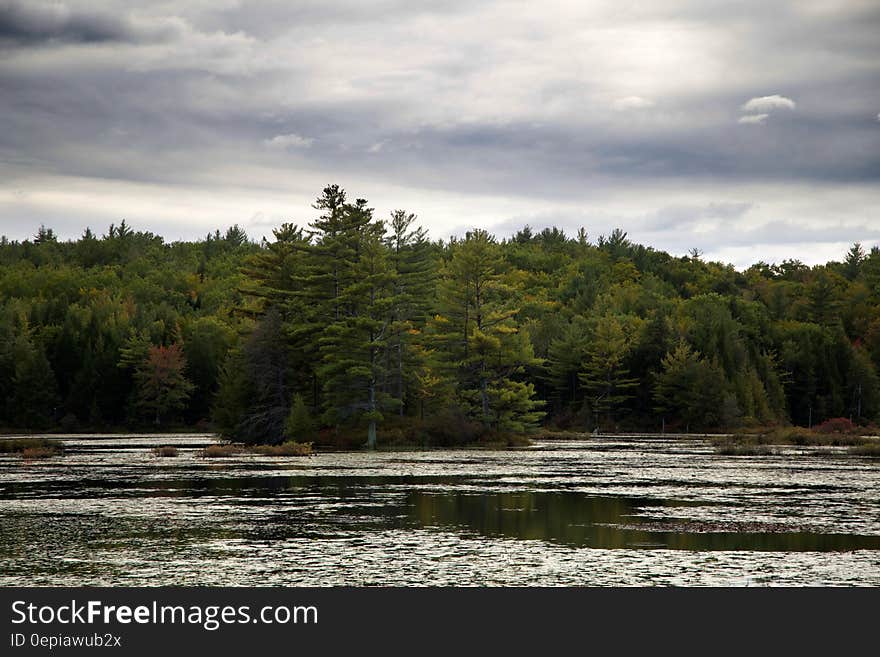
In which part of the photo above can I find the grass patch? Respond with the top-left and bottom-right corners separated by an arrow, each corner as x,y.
249,441 -> 313,457
152,445 -> 179,458
476,432 -> 533,448
0,438 -> 63,458
850,443 -> 880,457
20,446 -> 62,459
719,427 -> 874,448
201,444 -> 246,458
201,441 -> 313,457
713,441 -> 774,456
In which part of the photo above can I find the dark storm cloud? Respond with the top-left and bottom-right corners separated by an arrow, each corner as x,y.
0,0 -> 176,45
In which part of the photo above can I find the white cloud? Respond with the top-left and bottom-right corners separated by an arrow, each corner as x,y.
263,133 -> 314,149
738,113 -> 769,125
612,96 -> 655,111
741,94 -> 796,112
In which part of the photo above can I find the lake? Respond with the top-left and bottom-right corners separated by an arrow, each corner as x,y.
1,434 -> 879,586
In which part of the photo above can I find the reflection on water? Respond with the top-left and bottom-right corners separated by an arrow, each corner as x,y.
407,490 -> 880,551
1,433 -> 879,585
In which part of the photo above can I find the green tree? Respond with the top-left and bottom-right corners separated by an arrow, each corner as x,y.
385,209 -> 436,416
432,229 -> 543,431
579,315 -> 638,429
182,317 -> 235,420
316,213 -> 396,447
545,316 -> 591,410
653,341 -> 727,431
285,393 -> 316,442
843,242 -> 865,281
8,334 -> 59,428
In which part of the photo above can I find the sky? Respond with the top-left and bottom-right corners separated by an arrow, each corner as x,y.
1,0 -> 879,268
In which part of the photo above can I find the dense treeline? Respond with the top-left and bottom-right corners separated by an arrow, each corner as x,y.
2,185 -> 880,445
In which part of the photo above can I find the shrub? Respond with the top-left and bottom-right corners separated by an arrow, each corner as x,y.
814,417 -> 860,434
58,413 -> 80,432
416,409 -> 484,446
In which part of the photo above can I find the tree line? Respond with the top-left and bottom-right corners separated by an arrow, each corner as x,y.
2,186 -> 879,445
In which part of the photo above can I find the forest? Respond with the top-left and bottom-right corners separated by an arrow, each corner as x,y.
2,184 -> 879,447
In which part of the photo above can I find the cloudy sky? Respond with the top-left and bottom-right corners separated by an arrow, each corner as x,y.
1,0 -> 879,267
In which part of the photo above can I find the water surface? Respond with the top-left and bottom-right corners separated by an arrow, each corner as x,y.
1,434 -> 879,585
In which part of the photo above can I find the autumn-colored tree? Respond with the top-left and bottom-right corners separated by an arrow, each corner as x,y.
134,344 -> 194,425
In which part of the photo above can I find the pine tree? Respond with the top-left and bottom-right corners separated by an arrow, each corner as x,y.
316,215 -> 396,447
212,349 -> 251,439
385,209 -> 436,416
431,229 -> 543,431
653,341 -> 727,430
579,315 -> 638,429
239,310 -> 292,443
545,316 -> 591,409
240,223 -> 316,407
9,334 -> 59,429
285,393 -> 316,442
807,270 -> 841,326
844,242 -> 865,281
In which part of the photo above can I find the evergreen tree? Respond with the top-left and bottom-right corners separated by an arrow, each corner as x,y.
285,393 -> 316,442
653,341 -> 727,431
385,209 -> 436,415
316,215 -> 396,447
545,316 -> 591,410
238,310 -> 292,443
9,334 -> 59,429
579,315 -> 638,429
432,229 -> 543,431
844,242 -> 865,281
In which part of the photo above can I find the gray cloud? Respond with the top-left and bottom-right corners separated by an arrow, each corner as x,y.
0,1 -> 878,267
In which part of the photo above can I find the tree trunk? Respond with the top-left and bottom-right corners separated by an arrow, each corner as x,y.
481,371 -> 489,425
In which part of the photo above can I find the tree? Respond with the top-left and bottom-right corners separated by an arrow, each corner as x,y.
431,229 -> 543,432
385,209 -> 436,416
545,317 -> 591,410
285,393 -> 316,442
579,315 -> 638,428
847,345 -> 880,421
211,349 -> 251,439
134,344 -> 194,425
34,225 -> 57,244
237,310 -> 293,443
807,270 -> 842,326
8,334 -> 59,429
224,224 -> 249,248
844,242 -> 865,281
316,213 -> 396,447
182,317 -> 235,420
653,341 -> 727,431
